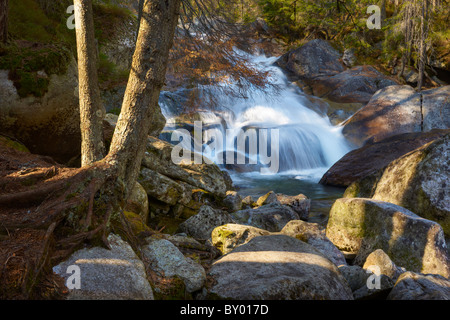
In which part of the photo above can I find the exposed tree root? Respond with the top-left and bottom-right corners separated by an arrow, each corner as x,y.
0,148 -> 131,299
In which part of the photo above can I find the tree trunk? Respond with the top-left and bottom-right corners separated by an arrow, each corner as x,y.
0,0 -> 8,44
106,0 -> 181,197
417,0 -> 429,91
74,0 -> 106,166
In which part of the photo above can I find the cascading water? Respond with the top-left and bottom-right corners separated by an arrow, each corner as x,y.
159,52 -> 352,198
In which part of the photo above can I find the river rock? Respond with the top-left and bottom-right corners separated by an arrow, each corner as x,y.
231,203 -> 299,232
362,249 -> 405,282
179,205 -> 235,240
52,234 -> 153,300
320,129 -> 450,187
311,65 -> 398,106
142,238 -> 206,293
338,265 -> 370,292
142,136 -> 231,197
342,85 -> 420,146
211,224 -> 271,254
326,198 -> 449,277
276,193 -> 310,221
275,39 -> 344,81
256,191 -> 280,206
387,272 -> 450,300
355,133 -> 450,236
208,235 -> 354,300
342,85 -> 450,147
280,220 -> 346,266
222,191 -> 243,212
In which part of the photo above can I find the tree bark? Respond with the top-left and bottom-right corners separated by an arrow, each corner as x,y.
74,0 -> 106,167
106,0 -> 181,197
0,0 -> 8,44
417,0 -> 429,91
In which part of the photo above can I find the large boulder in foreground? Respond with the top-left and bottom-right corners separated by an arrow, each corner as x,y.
53,234 -> 153,300
342,85 -> 450,147
345,133 -> 450,236
320,129 -> 450,187
326,198 -> 449,278
208,235 -> 354,300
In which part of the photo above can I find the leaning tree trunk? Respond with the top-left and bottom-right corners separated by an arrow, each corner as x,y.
74,0 -> 106,167
106,0 -> 180,197
0,0 -> 8,44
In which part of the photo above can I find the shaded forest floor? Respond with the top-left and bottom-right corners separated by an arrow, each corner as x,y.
0,136 -> 73,299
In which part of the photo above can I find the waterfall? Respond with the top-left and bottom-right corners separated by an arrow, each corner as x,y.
159,52 -> 351,181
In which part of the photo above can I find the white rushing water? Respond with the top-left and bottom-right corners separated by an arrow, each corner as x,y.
160,52 -> 352,182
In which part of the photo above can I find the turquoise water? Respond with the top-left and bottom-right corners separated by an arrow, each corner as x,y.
230,171 -> 345,200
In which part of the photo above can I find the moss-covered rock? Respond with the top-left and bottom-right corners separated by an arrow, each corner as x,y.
211,224 -> 270,255
326,198 -> 449,277
0,135 -> 30,153
344,133 -> 450,236
370,134 -> 450,236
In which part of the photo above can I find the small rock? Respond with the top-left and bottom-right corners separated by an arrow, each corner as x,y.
222,191 -> 243,212
276,193 -> 310,221
363,249 -> 405,282
179,205 -> 234,240
211,224 -> 271,254
231,203 -> 299,232
256,191 -> 280,207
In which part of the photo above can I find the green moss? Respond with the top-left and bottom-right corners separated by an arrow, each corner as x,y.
0,136 -> 30,153
0,44 -> 72,97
